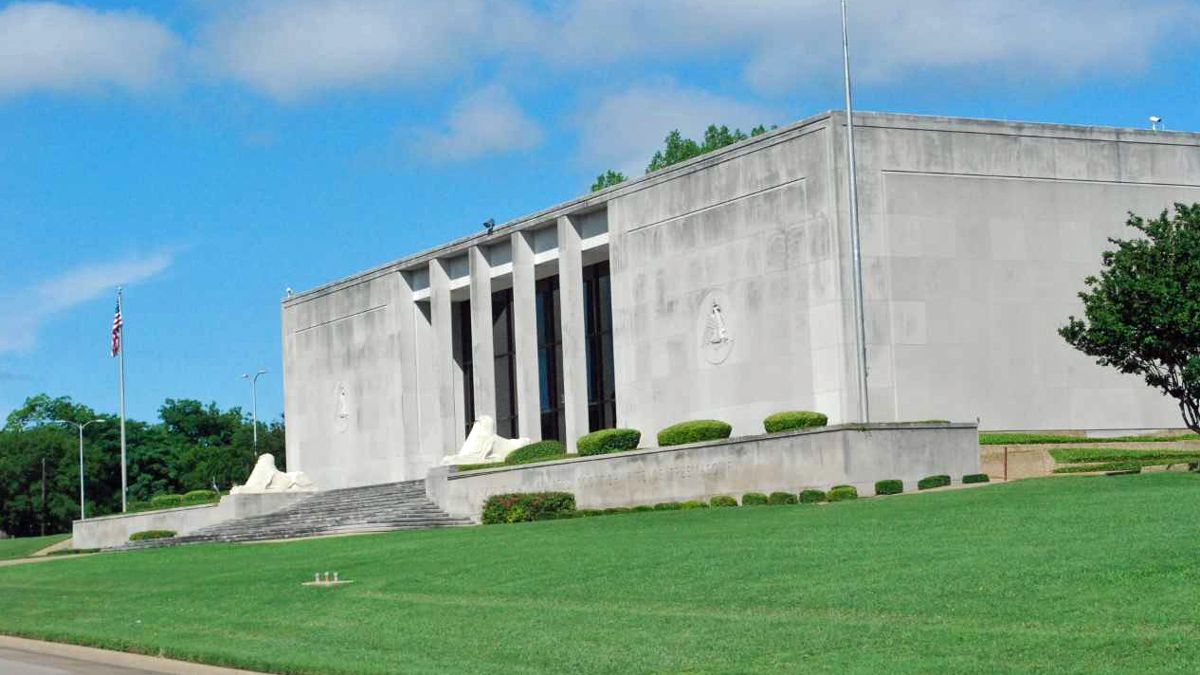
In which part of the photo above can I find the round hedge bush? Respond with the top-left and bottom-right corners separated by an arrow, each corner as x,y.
653,502 -> 682,511
182,489 -> 217,501
828,485 -> 858,502
918,474 -> 952,490
741,492 -> 769,506
799,489 -> 827,503
710,495 -> 738,508
962,473 -> 991,484
874,479 -> 903,495
577,428 -> 642,456
763,411 -> 828,434
657,420 -> 732,447
505,440 -> 567,465
149,494 -> 184,508
768,491 -> 798,505
679,500 -> 709,510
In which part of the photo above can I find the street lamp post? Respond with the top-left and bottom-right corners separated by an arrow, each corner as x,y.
242,369 -> 268,454
54,419 -> 105,520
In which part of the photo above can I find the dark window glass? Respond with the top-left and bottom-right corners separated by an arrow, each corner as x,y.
492,289 -> 518,438
451,300 -> 474,435
536,276 -> 565,441
583,261 -> 616,431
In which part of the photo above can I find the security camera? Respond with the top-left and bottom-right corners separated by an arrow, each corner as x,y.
1149,116 -> 1162,123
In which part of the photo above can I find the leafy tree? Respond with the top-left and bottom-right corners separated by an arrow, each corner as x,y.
1060,204 -> 1200,432
591,170 -> 627,192
645,124 -> 775,173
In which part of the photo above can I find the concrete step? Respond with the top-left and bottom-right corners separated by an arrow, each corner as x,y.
122,481 -> 469,549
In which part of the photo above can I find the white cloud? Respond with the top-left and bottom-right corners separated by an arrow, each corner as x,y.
0,2 -> 180,98
577,84 -> 779,175
201,0 -> 496,101
0,251 -> 176,353
516,0 -> 1192,94
416,85 -> 543,162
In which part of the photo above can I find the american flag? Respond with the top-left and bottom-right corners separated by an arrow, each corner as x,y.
110,301 -> 122,357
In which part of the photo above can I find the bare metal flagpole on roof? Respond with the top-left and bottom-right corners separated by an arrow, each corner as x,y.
841,0 -> 870,423
117,287 -> 128,512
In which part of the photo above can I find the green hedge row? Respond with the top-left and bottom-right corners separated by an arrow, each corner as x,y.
874,479 -> 903,495
577,428 -> 642,456
918,474 -> 951,490
828,485 -> 858,502
482,492 -> 575,524
763,411 -> 828,434
658,420 -> 733,447
962,473 -> 990,484
129,530 -> 175,542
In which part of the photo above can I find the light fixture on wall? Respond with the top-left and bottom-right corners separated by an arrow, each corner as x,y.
1149,116 -> 1163,131
483,218 -> 495,235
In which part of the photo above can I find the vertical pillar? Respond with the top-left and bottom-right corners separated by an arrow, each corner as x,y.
558,215 -> 590,451
468,246 -> 496,421
394,271 -> 421,475
511,231 -> 541,441
429,258 -> 458,451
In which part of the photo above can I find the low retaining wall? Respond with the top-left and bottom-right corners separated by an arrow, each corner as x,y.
72,492 -> 313,549
426,423 -> 981,520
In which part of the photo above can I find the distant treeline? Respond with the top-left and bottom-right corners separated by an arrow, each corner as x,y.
0,394 -> 283,537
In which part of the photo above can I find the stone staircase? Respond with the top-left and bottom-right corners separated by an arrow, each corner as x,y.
125,480 -> 471,549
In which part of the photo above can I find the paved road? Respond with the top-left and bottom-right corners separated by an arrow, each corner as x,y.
0,638 -> 260,675
0,645 -> 158,674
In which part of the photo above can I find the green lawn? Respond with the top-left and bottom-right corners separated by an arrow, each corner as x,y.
0,534 -> 70,561
2,475 -> 1200,673
979,431 -> 1200,445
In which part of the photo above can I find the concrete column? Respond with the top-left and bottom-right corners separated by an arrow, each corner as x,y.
428,258 -> 458,451
511,231 -> 541,441
394,271 -> 422,475
468,246 -> 496,421
558,215 -> 590,451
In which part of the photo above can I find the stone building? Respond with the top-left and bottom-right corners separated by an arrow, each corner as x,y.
282,111 -> 1200,490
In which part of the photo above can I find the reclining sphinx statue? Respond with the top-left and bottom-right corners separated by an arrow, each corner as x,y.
231,453 -> 318,494
441,415 -> 530,466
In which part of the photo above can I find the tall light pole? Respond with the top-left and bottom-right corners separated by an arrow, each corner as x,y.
841,0 -> 870,423
54,419 -> 105,520
242,369 -> 268,454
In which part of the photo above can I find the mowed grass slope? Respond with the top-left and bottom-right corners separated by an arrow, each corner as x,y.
0,534 -> 70,561
2,475 -> 1200,673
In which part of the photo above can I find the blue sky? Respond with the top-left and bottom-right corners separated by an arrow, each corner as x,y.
1,0 -> 1198,425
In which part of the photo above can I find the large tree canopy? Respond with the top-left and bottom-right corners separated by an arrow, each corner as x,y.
0,394 -> 284,536
1060,203 -> 1200,432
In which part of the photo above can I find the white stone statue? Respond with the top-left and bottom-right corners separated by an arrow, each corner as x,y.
231,454 -> 318,494
441,415 -> 530,466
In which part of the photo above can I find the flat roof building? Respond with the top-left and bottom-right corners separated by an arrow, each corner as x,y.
282,111 -> 1200,490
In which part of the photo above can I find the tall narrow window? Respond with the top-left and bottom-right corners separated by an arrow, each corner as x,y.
583,261 -> 616,431
536,276 -> 565,441
451,300 -> 474,436
492,289 -> 519,438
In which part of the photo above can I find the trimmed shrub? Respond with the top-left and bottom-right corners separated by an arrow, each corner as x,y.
657,420 -> 733,447
602,507 -> 633,515
962,473 -> 991,484
631,505 -> 654,513
741,492 -> 769,506
577,428 -> 642,456
505,440 -> 567,465
482,492 -> 576,524
129,530 -> 175,541
653,502 -> 682,511
679,500 -> 709,510
799,489 -> 827,504
149,494 -> 184,509
828,485 -> 858,502
763,411 -> 828,434
576,509 -> 603,518
182,489 -> 217,501
918,474 -> 952,490
874,479 -> 903,496
710,495 -> 738,508
768,491 -> 798,505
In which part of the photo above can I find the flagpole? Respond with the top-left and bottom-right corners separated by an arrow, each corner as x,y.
841,0 -> 870,424
117,287 -> 128,512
